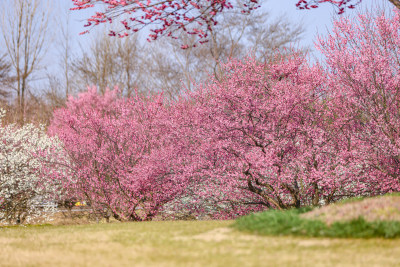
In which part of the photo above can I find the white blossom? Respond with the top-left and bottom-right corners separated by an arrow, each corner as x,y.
0,110 -> 69,225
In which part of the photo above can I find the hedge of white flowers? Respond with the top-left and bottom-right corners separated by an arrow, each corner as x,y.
0,110 -> 69,225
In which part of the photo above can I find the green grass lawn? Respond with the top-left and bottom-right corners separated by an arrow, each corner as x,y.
1,220 -> 400,267
233,208 -> 400,239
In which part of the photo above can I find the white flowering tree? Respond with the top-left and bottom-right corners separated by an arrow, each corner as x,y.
0,110 -> 69,225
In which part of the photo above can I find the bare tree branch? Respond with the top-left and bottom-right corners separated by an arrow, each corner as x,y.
0,0 -> 52,124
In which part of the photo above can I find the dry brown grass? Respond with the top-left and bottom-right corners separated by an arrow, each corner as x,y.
301,195 -> 400,225
1,220 -> 400,266
0,209 -> 110,227
47,209 -> 117,225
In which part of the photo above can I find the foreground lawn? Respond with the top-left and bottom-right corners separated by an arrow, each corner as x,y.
1,220 -> 400,267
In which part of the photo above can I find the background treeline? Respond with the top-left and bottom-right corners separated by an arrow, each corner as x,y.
0,0 -> 303,126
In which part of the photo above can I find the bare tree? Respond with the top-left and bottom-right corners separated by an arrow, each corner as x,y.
0,0 -> 52,124
41,2 -> 73,113
72,7 -> 305,99
140,8 -> 305,98
58,3 -> 73,99
72,32 -> 143,96
0,54 -> 12,100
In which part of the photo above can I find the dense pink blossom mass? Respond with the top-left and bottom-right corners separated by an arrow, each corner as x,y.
49,10 -> 400,220
3,7 -> 400,224
175,52 -> 399,217
318,9 -> 400,196
49,88 -> 186,221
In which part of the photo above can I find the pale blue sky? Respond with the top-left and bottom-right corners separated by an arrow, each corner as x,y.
65,0 -> 392,58
0,0 -> 394,91
264,0 -> 392,60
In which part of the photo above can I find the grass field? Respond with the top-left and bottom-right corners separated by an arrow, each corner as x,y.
1,220 -> 400,267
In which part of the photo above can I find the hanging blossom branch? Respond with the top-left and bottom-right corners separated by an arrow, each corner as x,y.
71,0 -> 260,45
296,0 -> 361,14
71,0 -> 400,44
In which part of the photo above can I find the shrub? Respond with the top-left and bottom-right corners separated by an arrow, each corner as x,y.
0,110 -> 66,225
49,87 -> 186,221
318,8 -> 400,191
173,52 -> 384,219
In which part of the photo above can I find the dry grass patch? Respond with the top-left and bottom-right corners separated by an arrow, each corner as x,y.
301,195 -> 400,225
1,220 -> 400,266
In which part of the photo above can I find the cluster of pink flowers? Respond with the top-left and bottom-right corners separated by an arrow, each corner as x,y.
71,0 -> 363,45
71,0 -> 260,43
4,8 -> 396,222
48,87 -> 187,221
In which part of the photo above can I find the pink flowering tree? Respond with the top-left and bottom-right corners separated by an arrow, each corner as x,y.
317,9 -> 400,193
49,87 -> 184,221
170,52 -> 396,218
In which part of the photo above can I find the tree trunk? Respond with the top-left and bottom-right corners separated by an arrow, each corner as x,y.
388,0 -> 400,10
